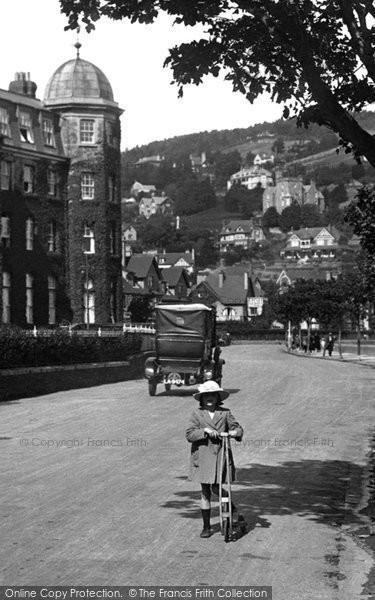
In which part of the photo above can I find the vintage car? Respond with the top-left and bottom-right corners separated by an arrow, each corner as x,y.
144,303 -> 224,396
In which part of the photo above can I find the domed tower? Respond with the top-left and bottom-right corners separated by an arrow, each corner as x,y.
44,45 -> 123,324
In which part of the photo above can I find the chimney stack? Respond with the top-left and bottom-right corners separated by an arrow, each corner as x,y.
244,272 -> 249,290
218,271 -> 225,288
9,72 -> 37,98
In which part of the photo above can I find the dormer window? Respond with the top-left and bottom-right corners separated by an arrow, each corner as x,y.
80,119 -> 95,144
42,118 -> 55,146
19,111 -> 34,143
0,107 -> 10,137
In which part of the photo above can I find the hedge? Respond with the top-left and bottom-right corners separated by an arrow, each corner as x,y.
0,328 -> 142,370
216,322 -> 286,340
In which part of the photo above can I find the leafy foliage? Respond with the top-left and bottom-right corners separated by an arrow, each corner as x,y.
262,206 -> 279,228
224,184 -> 263,216
127,295 -> 154,322
0,328 -> 142,369
61,0 -> 375,166
166,176 -> 216,215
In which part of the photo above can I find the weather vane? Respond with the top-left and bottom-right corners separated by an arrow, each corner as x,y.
74,25 -> 82,58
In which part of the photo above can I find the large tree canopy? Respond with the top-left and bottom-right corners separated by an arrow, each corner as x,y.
60,0 -> 375,165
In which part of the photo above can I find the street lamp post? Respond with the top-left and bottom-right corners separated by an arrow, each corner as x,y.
84,251 -> 89,330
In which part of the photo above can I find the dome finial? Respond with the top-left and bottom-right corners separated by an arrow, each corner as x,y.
74,25 -> 82,58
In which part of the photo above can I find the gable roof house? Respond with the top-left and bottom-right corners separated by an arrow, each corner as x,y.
228,163 -> 273,191
276,265 -> 341,289
280,227 -> 339,261
122,223 -> 137,243
139,195 -> 175,219
134,155 -> 164,168
130,181 -> 157,198
219,220 -> 265,253
121,224 -> 138,266
123,254 -> 165,309
156,250 -> 195,274
162,266 -> 191,300
263,176 -> 325,214
190,267 -> 264,321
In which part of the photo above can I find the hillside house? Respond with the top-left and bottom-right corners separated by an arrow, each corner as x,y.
219,220 -> 265,252
228,163 -> 273,190
134,155 -> 164,168
162,266 -> 191,299
191,267 -> 264,321
276,266 -> 340,289
263,176 -> 325,214
122,224 -> 137,243
139,195 -> 175,219
130,181 -> 157,198
254,153 -> 274,165
156,251 -> 195,275
123,254 -> 165,309
280,227 -> 339,261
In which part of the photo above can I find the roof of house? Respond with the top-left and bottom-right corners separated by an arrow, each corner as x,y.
231,165 -> 273,180
288,227 -> 336,241
122,222 -> 136,230
125,254 -> 160,278
162,266 -> 189,287
132,181 -> 156,189
157,252 -> 194,266
220,220 -> 254,235
197,272 -> 253,305
123,280 -> 153,295
264,178 -> 304,203
277,266 -> 331,284
139,196 -> 173,207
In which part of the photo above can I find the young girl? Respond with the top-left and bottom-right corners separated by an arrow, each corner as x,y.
186,380 -> 243,538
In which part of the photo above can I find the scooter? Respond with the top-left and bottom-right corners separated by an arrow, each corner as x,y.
219,432 -> 247,542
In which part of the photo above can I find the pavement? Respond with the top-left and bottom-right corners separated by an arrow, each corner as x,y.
1,344 -> 375,599
286,345 -> 375,368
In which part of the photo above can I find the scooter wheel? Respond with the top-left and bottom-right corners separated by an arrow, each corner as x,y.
223,519 -> 230,543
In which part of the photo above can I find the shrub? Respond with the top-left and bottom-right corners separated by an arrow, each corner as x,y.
0,328 -> 142,369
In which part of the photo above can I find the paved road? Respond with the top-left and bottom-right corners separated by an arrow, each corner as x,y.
1,344 -> 375,599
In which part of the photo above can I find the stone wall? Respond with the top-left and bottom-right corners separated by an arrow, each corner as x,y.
0,353 -> 147,401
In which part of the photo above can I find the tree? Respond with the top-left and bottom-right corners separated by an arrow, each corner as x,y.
213,151 -> 242,189
224,183 -> 262,216
239,184 -> 263,218
137,215 -> 174,249
300,204 -> 322,228
271,138 -> 285,157
169,176 -> 216,215
128,295 -> 153,322
345,186 -> 375,292
61,1 -> 375,166
245,151 -> 256,165
262,206 -> 279,229
327,183 -> 348,208
279,202 -> 301,233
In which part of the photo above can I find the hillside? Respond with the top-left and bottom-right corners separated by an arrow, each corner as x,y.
122,109 -> 375,166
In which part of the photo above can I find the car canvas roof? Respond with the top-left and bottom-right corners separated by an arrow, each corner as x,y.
156,303 -> 211,311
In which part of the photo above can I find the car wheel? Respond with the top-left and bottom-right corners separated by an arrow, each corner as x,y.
148,380 -> 157,396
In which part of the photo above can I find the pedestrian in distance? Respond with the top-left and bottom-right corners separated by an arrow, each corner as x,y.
186,380 -> 243,538
313,331 -> 321,353
324,332 -> 335,357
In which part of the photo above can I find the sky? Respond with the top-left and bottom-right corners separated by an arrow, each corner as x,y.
1,0 -> 283,150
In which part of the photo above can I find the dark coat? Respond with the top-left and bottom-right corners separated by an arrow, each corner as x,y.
186,407 -> 243,484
